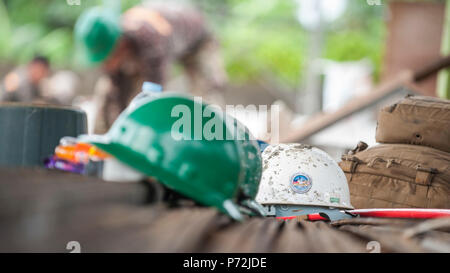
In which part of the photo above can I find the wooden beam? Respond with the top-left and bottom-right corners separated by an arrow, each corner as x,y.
280,70 -> 414,143
437,0 -> 450,99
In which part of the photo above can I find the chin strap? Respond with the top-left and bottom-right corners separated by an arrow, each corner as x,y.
223,199 -> 243,221
241,199 -> 267,217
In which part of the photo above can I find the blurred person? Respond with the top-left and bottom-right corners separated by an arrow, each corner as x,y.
75,2 -> 228,133
0,56 -> 51,103
41,70 -> 80,105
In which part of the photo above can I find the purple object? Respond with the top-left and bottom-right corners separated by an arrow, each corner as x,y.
44,156 -> 85,174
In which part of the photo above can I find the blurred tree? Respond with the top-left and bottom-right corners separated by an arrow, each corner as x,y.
0,0 -> 385,87
0,0 -> 141,66
324,2 -> 385,80
196,0 -> 385,86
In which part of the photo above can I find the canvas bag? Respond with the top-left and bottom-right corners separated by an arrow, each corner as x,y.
375,95 -> 450,153
339,143 -> 450,209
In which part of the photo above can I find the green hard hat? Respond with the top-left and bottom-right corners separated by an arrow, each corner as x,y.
233,119 -> 262,200
232,119 -> 266,216
74,6 -> 121,64
81,93 -> 262,220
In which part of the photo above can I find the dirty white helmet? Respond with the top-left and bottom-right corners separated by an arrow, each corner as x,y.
256,143 -> 353,210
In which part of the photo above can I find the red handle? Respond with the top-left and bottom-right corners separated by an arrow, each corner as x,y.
347,209 -> 450,219
276,213 -> 328,221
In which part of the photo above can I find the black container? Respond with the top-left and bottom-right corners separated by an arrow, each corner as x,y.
0,103 -> 87,167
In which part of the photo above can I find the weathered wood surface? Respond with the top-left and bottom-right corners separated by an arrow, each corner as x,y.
1,168 -> 449,253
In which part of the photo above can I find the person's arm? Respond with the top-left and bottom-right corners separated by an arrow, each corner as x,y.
93,72 -> 137,134
0,71 -> 21,102
142,55 -> 167,85
92,76 -> 122,134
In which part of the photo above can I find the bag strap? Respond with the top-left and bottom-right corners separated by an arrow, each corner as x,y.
415,166 -> 438,185
340,155 -> 362,173
341,141 -> 368,173
341,154 -> 441,186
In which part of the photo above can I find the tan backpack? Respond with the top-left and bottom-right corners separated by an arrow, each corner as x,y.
339,143 -> 450,209
375,95 -> 450,153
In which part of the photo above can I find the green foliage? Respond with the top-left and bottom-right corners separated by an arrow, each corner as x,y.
219,0 -> 307,87
223,26 -> 306,86
0,0 -> 141,67
202,0 -> 385,86
324,5 -> 385,80
0,0 -> 385,86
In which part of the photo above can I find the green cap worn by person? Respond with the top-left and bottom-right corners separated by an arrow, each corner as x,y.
74,6 -> 121,64
79,93 -> 263,220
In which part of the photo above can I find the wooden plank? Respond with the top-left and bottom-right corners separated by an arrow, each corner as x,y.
299,221 -> 366,253
0,204 -> 166,252
383,1 -> 445,96
203,218 -> 280,252
331,217 -> 419,228
338,224 -> 424,253
0,168 -> 151,219
437,0 -> 450,98
272,220 -> 311,252
1,169 -> 448,252
138,208 -> 225,252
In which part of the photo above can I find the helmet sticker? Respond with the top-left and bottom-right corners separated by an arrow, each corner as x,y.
330,197 -> 340,203
290,173 -> 312,194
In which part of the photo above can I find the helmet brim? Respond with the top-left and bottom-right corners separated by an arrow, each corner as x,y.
258,200 -> 354,210
78,134 -> 245,221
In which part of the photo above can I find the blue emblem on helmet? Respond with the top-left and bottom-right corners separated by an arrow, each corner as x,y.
290,173 -> 312,194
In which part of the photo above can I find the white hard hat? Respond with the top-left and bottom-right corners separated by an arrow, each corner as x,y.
256,143 -> 353,210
